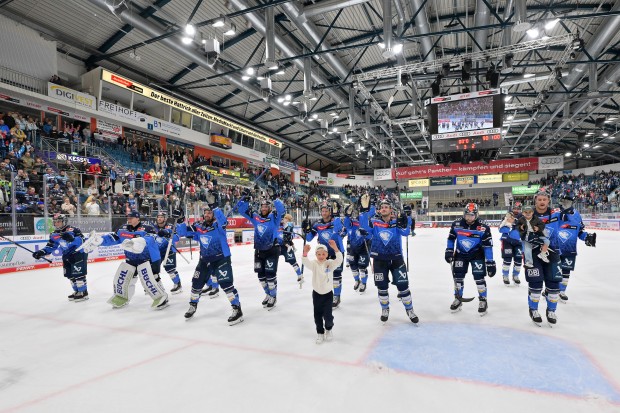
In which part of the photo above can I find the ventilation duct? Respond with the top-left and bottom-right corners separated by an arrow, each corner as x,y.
513,0 -> 531,32
264,6 -> 277,69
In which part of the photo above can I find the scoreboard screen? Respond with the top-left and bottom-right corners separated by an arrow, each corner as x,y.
431,133 -> 503,154
426,89 -> 506,155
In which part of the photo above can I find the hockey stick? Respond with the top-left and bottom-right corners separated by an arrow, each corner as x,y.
0,234 -> 53,263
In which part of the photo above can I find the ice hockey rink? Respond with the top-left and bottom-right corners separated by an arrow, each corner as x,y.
1,228 -> 619,413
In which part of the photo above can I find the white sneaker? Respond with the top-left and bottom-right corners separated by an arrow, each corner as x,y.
315,334 -> 324,345
324,330 -> 333,342
538,251 -> 550,263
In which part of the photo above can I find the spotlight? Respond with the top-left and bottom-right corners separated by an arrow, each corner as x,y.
212,16 -> 225,27
185,24 -> 196,36
526,27 -> 539,38
246,67 -> 255,75
545,18 -> 560,30
181,36 -> 193,45
224,24 -> 236,36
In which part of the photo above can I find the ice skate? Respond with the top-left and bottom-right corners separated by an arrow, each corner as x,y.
170,282 -> 183,295
478,297 -> 488,316
503,276 -> 510,285
450,298 -> 462,313
152,296 -> 169,310
315,334 -> 324,345
353,279 -> 360,291
108,295 -> 129,309
207,287 -> 219,299
406,308 -> 419,324
359,283 -> 367,294
73,291 -> 89,302
529,308 -> 542,326
68,292 -> 76,301
228,305 -> 244,325
546,309 -> 557,327
261,294 -> 270,307
559,292 -> 568,303
513,275 -> 521,285
324,330 -> 333,342
266,295 -> 277,311
184,303 -> 197,319
380,308 -> 390,323
332,295 -> 341,309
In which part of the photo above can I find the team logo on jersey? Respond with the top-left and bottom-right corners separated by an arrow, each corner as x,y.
460,239 -> 475,251
257,224 -> 267,236
359,256 -> 365,263
563,259 -> 573,266
218,270 -> 227,277
167,258 -> 173,264
200,237 -> 211,249
379,231 -> 393,246
558,230 -> 571,242
474,262 -> 483,270
73,266 -> 82,272
266,261 -> 274,268
59,240 -> 68,248
321,232 -> 332,242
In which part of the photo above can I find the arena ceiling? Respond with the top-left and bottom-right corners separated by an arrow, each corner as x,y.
2,0 -> 619,173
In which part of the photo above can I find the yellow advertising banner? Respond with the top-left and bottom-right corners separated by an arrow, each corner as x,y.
503,172 -> 529,182
408,178 -> 430,187
456,176 -> 475,185
101,70 -> 282,148
477,174 -> 503,184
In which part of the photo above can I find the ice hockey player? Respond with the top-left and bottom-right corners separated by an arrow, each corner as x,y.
343,204 -> 370,293
32,213 -> 89,302
498,203 -> 523,285
445,203 -> 496,316
237,195 -> 285,310
359,195 -> 418,324
176,203 -> 243,325
278,213 -> 304,287
527,189 -> 563,326
82,211 -> 169,310
302,202 -> 346,309
553,191 -> 597,303
154,211 -> 182,294
302,240 -> 343,344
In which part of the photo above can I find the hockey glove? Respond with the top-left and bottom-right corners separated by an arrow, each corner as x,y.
359,194 -> 370,213
585,232 -> 597,247
485,260 -> 497,277
444,249 -> 454,264
158,229 -> 170,238
301,219 -> 312,234
172,209 -> 185,224
397,213 -> 408,229
61,232 -> 75,242
344,204 -> 353,217
32,250 -> 47,259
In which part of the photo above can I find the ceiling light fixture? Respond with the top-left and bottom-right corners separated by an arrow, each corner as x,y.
544,18 -> 560,30
185,24 -> 196,36
212,16 -> 225,27
526,27 -> 540,38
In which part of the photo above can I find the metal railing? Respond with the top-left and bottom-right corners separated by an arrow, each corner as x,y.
0,66 -> 48,95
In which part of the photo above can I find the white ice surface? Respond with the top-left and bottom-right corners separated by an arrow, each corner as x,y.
1,228 -> 619,413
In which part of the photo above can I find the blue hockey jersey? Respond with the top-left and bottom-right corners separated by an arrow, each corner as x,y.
41,226 -> 84,257
344,216 -> 368,250
237,199 -> 285,251
177,208 -> 231,262
556,208 -> 588,256
101,223 -> 161,263
305,216 -> 345,256
154,223 -> 180,255
359,208 -> 410,260
447,218 -> 493,261
499,221 -> 521,245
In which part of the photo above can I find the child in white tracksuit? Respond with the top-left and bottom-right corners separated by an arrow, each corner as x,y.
302,239 -> 343,344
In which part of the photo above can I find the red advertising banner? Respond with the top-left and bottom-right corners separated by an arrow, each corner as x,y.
395,157 -> 539,179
